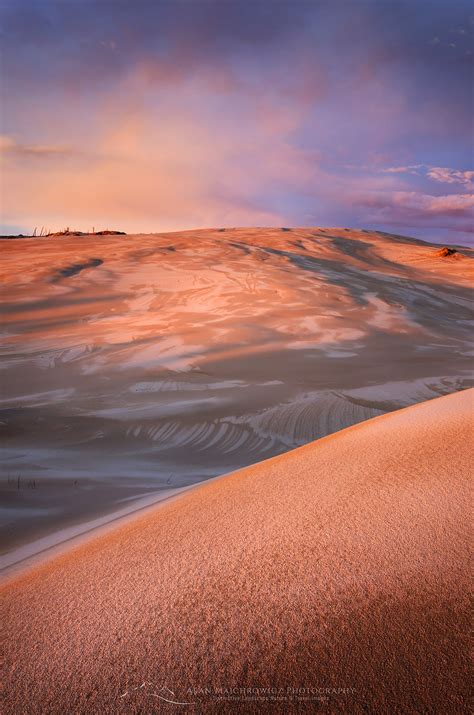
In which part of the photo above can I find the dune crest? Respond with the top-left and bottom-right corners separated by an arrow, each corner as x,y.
2,388 -> 472,713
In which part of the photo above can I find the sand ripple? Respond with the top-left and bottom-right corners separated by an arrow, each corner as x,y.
1,228 -> 472,549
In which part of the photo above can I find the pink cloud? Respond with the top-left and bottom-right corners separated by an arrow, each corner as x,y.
359,190 -> 473,214
381,165 -> 424,175
390,191 -> 474,215
426,167 -> 474,188
353,190 -> 474,235
1,72 -> 310,233
378,163 -> 473,189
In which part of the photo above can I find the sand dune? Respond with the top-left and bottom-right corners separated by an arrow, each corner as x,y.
1,227 -> 473,552
2,389 -> 472,713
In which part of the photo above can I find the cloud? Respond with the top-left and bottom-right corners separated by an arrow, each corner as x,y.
1,75 -> 308,232
0,134 -> 74,158
426,166 -> 474,187
100,40 -> 117,51
381,165 -> 424,175
392,191 -> 474,215
355,190 -> 474,232
379,163 -> 474,189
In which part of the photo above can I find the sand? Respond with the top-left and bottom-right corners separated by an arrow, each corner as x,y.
1,227 -> 473,554
2,388 -> 472,713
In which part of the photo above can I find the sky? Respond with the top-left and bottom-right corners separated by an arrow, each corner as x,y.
0,0 -> 473,244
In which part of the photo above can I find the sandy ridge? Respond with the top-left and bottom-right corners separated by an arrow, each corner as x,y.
2,388 -> 472,713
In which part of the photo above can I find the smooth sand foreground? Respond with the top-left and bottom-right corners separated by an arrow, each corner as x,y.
2,389 -> 473,713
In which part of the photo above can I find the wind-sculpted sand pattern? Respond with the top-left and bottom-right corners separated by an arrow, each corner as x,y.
1,227 -> 473,552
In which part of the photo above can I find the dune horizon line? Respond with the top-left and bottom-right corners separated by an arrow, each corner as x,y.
1,224 -> 472,247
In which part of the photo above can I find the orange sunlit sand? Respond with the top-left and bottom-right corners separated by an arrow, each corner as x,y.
2,388 -> 472,712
